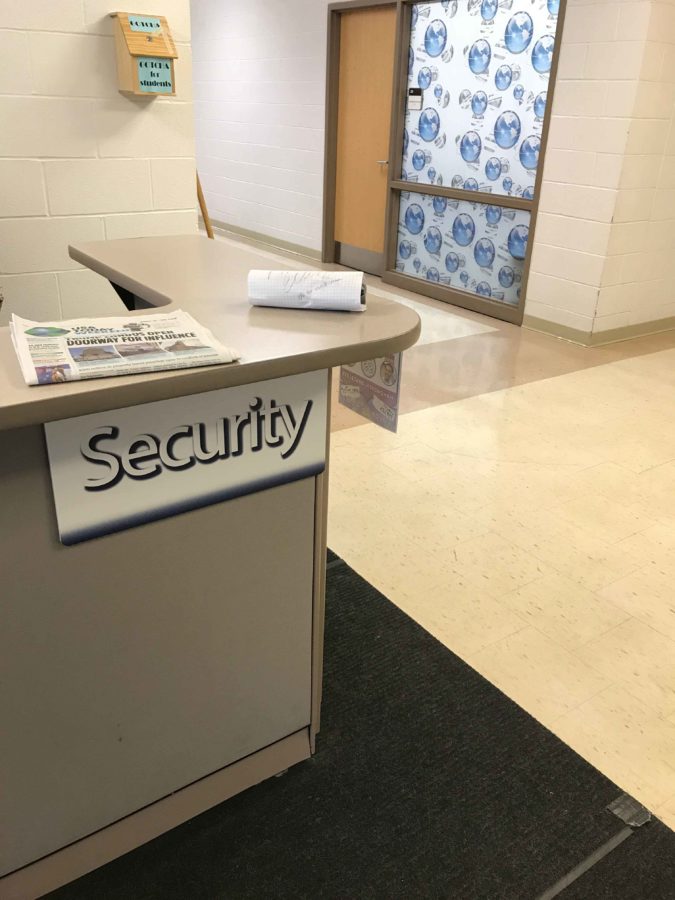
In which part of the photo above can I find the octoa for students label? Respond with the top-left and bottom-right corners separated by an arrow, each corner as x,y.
137,57 -> 173,94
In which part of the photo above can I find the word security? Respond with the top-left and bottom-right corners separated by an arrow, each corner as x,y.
80,397 -> 313,491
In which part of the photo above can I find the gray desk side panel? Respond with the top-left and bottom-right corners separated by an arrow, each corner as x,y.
0,425 -> 316,876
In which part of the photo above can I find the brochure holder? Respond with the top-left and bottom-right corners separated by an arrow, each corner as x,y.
112,12 -> 177,97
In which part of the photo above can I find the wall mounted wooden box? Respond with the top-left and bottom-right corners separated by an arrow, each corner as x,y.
112,12 -> 178,97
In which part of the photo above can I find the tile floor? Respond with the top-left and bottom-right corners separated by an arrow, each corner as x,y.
219,230 -> 675,830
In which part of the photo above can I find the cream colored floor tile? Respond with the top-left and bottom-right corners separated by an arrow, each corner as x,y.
552,686 -> 675,812
574,618 -> 675,719
656,794 -> 675,832
379,567 -> 528,658
551,493 -> 659,543
599,564 -> 675,642
467,627 -> 611,723
445,532 -> 552,597
502,573 -> 631,651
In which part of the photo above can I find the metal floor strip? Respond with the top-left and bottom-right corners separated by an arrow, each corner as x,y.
536,793 -> 653,899
536,826 -> 633,899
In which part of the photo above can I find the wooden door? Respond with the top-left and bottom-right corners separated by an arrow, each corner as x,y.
334,5 -> 396,274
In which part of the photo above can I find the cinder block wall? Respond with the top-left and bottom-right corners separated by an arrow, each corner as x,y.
191,0 -> 328,253
0,0 -> 197,324
527,0 -> 675,340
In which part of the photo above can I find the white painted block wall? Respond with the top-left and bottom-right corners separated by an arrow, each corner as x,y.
191,0 -> 329,252
0,0 -> 197,324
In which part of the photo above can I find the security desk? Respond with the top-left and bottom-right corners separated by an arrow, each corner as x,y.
0,235 -> 419,899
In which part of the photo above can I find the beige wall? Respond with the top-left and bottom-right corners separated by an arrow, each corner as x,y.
0,0 -> 196,325
527,0 -> 675,340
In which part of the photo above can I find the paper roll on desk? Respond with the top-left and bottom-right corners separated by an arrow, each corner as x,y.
248,270 -> 366,312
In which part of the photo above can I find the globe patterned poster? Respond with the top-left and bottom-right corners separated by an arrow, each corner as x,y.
401,0 -> 558,198
395,191 -> 530,306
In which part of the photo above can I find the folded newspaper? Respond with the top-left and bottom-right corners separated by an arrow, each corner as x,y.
248,270 -> 366,312
10,310 -> 239,386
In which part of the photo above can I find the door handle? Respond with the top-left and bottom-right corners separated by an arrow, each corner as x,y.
376,160 -> 389,165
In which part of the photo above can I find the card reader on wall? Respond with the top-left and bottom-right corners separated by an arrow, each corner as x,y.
408,87 -> 423,111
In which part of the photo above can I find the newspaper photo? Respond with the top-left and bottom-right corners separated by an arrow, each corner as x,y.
10,310 -> 239,386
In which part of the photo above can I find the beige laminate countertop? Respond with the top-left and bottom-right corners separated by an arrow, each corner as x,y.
0,235 -> 420,431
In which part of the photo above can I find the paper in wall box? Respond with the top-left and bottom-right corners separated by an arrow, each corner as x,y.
112,12 -> 178,96
44,371 -> 328,545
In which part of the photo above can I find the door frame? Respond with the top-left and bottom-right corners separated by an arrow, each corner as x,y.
322,0 -> 398,266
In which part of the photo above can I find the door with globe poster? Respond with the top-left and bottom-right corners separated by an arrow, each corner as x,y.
384,0 -> 563,323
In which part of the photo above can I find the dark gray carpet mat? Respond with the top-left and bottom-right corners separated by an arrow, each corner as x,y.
48,555 -> 674,899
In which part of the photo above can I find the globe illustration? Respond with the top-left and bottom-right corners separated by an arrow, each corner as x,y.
408,47 -> 414,75
481,0 -> 498,22
425,20 -> 447,58
532,36 -> 554,73
460,131 -> 482,163
503,176 -> 513,191
485,157 -> 502,181
403,127 -> 409,155
452,214 -> 476,246
399,240 -> 413,259
452,174 -> 465,188
445,252 -> 460,272
494,111 -> 521,149
411,5 -> 418,27
495,65 -> 512,91
413,258 -> 422,272
513,85 -> 525,101
474,239 -> 496,268
459,89 -> 472,107
434,85 -> 444,100
464,178 -> 479,191
522,186 -> 535,200
401,171 -> 408,181
442,90 -> 451,108
471,91 -> 488,116
405,203 -> 425,234
498,266 -> 515,287
534,91 -> 547,118
412,150 -> 426,171
418,67 -> 432,89
547,0 -> 559,14
468,40 -> 491,75
508,224 -> 529,259
433,195 -> 448,215
441,0 -> 458,14
428,166 -> 437,182
504,13 -> 534,54
519,135 -> 540,170
424,227 -> 443,255
426,267 -> 440,282
476,281 -> 492,297
485,205 -> 502,225
460,271 -> 469,284
419,108 -> 441,141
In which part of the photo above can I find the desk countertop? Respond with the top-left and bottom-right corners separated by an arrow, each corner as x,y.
0,235 -> 420,431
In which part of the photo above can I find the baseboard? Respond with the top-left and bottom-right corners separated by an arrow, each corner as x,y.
589,315 -> 675,346
203,218 -> 321,262
522,315 -> 592,345
523,313 -> 675,347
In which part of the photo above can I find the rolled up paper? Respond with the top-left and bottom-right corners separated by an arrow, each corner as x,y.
248,270 -> 366,312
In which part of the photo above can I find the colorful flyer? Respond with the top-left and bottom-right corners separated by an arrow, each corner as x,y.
339,353 -> 402,433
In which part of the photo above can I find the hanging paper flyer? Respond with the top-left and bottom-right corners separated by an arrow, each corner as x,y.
339,353 -> 402,433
